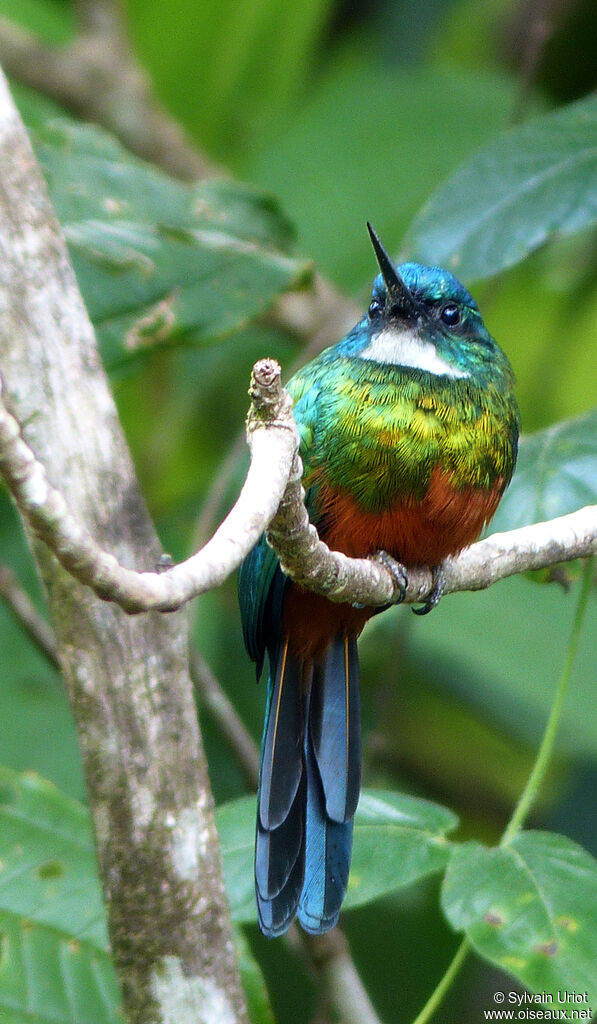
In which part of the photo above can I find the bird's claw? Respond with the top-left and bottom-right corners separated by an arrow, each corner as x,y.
369,550 -> 409,606
412,564 -> 446,616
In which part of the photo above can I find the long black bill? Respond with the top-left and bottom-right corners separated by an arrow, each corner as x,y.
367,222 -> 419,317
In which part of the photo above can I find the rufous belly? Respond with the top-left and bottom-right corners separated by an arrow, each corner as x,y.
282,466 -> 504,661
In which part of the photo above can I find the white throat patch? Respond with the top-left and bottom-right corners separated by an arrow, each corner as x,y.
360,326 -> 469,378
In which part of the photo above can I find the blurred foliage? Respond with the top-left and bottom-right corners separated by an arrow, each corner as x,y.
0,0 -> 74,42
0,0 -> 596,1021
493,410 -> 597,531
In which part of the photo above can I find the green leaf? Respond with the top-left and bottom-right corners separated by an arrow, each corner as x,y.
345,790 -> 458,910
0,767 -> 120,1023
216,796 -> 258,925
490,409 -> 597,534
442,832 -> 597,1004
406,93 -> 597,281
27,118 -> 311,369
217,790 -> 458,923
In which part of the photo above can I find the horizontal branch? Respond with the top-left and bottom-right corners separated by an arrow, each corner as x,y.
267,464 -> 597,606
0,359 -> 298,613
1,354 -> 595,615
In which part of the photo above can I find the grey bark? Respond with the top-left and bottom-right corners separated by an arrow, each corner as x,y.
0,68 -> 247,1024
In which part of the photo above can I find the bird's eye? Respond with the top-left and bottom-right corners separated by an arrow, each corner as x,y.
368,298 -> 383,318
440,303 -> 461,328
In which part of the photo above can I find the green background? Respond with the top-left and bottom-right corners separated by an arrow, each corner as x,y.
0,0 -> 596,1021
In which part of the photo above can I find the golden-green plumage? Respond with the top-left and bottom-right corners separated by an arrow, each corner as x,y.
289,355 -> 519,513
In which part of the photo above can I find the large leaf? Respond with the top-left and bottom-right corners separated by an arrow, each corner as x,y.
27,118 -> 311,369
217,789 -> 457,923
345,790 -> 457,910
406,93 -> 597,281
490,409 -> 597,534
0,767 -> 120,1023
442,832 -> 597,1005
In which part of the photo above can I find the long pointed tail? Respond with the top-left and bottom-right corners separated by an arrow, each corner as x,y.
255,634 -> 361,937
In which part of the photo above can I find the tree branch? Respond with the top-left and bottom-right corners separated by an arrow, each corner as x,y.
2,352 -> 595,616
266,469 -> 597,607
0,359 -> 299,613
0,66 -> 247,1024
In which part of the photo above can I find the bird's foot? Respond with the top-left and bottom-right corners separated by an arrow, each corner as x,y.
368,550 -> 409,607
412,564 -> 446,616
155,553 -> 174,573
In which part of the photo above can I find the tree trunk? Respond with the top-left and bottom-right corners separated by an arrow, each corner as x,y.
0,68 -> 248,1024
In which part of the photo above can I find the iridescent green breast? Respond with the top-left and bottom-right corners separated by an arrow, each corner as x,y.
289,356 -> 519,515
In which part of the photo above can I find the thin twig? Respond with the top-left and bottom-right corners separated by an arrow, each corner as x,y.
507,0 -> 572,124
0,563 -> 59,668
411,939 -> 470,1024
190,647 -> 260,787
500,555 -> 595,845
308,929 -> 383,1024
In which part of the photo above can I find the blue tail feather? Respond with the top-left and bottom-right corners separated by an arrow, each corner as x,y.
256,815 -> 305,938
255,778 -> 305,937
259,639 -> 303,831
310,635 -> 361,823
255,782 -> 303,899
298,714 -> 353,934
255,632 -> 360,937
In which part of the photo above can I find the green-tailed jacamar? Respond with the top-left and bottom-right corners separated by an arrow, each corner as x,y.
239,223 -> 519,937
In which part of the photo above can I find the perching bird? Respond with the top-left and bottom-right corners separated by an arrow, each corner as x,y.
238,224 -> 519,937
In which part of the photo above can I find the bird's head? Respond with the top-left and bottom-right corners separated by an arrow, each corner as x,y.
353,223 -> 513,384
